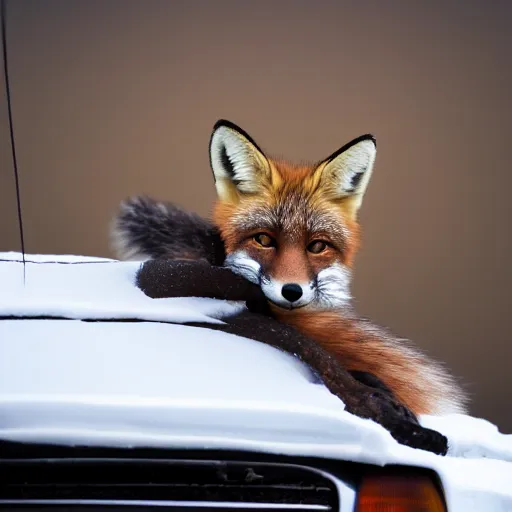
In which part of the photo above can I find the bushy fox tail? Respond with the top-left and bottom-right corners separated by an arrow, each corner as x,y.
109,195 -> 225,265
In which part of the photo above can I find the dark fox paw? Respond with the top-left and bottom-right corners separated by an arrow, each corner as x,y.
346,388 -> 448,456
385,419 -> 449,455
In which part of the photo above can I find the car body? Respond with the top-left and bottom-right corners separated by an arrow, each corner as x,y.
1,252 -> 511,511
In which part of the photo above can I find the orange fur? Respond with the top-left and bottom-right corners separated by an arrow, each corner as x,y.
275,309 -> 439,415
213,158 -> 361,268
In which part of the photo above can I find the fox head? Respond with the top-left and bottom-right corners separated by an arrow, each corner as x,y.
209,119 -> 376,312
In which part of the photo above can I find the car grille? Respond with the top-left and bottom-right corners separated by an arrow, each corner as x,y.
0,458 -> 339,511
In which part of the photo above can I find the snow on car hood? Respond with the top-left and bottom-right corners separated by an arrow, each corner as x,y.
1,252 -> 512,511
0,251 -> 244,324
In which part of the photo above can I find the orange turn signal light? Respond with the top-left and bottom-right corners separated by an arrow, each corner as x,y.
357,471 -> 447,511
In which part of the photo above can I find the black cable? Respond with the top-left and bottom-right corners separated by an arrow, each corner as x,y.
1,0 -> 25,283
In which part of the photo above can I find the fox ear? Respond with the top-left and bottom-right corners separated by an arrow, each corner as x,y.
317,134 -> 377,215
209,120 -> 271,202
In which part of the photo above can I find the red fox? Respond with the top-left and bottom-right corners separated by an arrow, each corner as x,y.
111,120 -> 468,417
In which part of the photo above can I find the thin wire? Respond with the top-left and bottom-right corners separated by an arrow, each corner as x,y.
1,0 -> 25,283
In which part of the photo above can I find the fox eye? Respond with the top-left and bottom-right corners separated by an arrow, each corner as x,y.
254,233 -> 276,248
307,240 -> 328,254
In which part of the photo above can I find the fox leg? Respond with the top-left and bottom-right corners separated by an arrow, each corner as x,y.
190,308 -> 447,455
137,259 -> 448,455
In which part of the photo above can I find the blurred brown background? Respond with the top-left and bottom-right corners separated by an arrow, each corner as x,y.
1,0 -> 511,432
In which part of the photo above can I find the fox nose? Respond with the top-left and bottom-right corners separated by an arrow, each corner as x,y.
281,283 -> 303,303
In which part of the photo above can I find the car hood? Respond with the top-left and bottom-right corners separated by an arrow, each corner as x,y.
1,252 -> 512,511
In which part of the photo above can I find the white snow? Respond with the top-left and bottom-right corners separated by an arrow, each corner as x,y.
0,251 -> 245,324
0,252 -> 115,263
421,414 -> 512,462
1,252 -> 512,511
